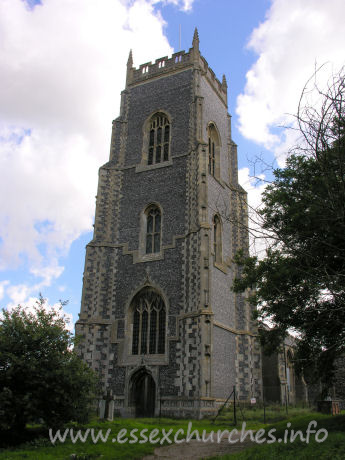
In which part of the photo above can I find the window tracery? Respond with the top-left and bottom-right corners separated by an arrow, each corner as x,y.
147,113 -> 170,165
145,206 -> 161,254
208,123 -> 220,178
131,288 -> 166,355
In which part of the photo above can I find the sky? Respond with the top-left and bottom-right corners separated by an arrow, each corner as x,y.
0,0 -> 345,330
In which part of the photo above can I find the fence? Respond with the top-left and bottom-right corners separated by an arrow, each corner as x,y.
212,384 -> 331,425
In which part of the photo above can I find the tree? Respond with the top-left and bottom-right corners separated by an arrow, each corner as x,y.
233,69 -> 345,389
0,295 -> 98,434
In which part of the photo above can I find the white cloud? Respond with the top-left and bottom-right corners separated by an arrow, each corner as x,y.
0,280 -> 10,301
30,263 -> 64,288
0,0 -> 178,282
4,272 -> 64,306
6,283 -> 32,306
152,0 -> 194,11
237,0 -> 345,161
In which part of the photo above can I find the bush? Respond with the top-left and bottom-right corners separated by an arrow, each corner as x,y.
0,295 -> 98,435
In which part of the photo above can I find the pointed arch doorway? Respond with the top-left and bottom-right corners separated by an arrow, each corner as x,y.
130,368 -> 156,417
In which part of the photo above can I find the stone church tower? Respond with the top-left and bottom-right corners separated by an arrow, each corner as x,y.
76,29 -> 262,418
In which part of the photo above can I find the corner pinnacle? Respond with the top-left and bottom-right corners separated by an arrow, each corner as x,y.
127,49 -> 133,68
192,27 -> 199,49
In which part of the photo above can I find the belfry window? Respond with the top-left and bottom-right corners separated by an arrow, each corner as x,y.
208,137 -> 215,176
208,123 -> 220,178
148,113 -> 170,165
131,288 -> 166,355
145,206 -> 161,254
213,214 -> 222,263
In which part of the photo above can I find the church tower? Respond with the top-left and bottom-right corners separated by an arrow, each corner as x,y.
76,30 -> 262,418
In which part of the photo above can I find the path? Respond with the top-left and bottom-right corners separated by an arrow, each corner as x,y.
142,432 -> 254,459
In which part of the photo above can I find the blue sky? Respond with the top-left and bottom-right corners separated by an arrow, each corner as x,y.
0,0 -> 344,329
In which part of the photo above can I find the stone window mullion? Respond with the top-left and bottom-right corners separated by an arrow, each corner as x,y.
136,307 -> 142,355
141,309 -> 148,354
208,123 -> 219,178
155,307 -> 159,353
212,141 -> 215,175
158,307 -> 165,354
154,125 -> 158,163
145,113 -> 170,166
145,207 -> 161,255
208,137 -> 212,174
146,304 -> 151,354
132,308 -> 140,354
130,288 -> 166,356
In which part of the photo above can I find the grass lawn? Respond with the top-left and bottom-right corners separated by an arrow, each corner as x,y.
0,410 -> 343,459
207,413 -> 345,460
0,416 -> 262,460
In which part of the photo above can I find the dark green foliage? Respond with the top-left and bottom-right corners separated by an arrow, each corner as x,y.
233,72 -> 345,388
0,295 -> 98,436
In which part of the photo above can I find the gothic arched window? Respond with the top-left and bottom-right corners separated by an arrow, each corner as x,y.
213,214 -> 222,263
147,113 -> 170,165
145,206 -> 161,254
131,288 -> 166,355
208,123 -> 220,178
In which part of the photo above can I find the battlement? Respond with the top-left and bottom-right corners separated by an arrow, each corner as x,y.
126,28 -> 228,106
134,51 -> 189,79
199,54 -> 227,103
128,50 -> 191,86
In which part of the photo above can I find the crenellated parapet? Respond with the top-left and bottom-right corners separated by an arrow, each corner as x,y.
128,51 -> 190,84
126,28 -> 228,106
